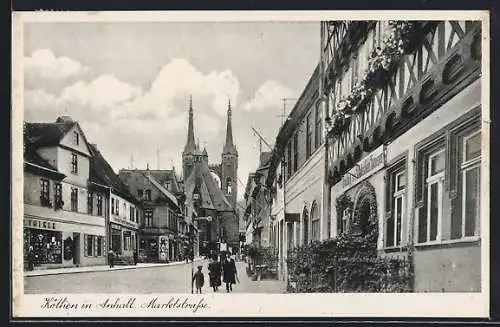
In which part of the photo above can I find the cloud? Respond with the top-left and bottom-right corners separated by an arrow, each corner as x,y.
24,49 -> 88,82
243,80 -> 295,112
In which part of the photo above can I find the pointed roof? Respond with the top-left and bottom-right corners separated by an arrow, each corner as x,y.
223,99 -> 237,155
24,119 -> 76,147
184,157 -> 233,212
184,95 -> 196,154
202,147 -> 208,156
144,172 -> 179,207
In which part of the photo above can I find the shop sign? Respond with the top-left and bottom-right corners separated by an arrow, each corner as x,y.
24,218 -> 56,230
110,223 -> 122,231
341,145 -> 385,191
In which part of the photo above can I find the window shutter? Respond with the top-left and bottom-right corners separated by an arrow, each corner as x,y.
94,236 -> 98,257
83,234 -> 88,257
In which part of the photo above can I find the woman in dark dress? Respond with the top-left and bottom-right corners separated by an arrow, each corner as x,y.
208,255 -> 222,292
222,255 -> 237,292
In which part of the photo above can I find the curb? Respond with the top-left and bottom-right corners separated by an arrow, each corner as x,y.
25,258 -> 204,277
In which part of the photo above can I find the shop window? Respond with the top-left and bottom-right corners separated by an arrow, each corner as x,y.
145,210 -> 153,227
460,130 -> 481,238
70,188 -> 78,212
131,234 -> 136,250
86,234 -> 94,256
386,163 -> 406,248
71,153 -> 78,174
123,233 -> 130,251
97,194 -> 103,216
306,113 -> 312,158
145,190 -> 152,201
40,179 -> 51,207
24,228 -> 63,265
87,192 -> 93,215
54,182 -> 63,209
417,147 -> 445,243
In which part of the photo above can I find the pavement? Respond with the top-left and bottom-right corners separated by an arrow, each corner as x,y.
24,259 -> 286,294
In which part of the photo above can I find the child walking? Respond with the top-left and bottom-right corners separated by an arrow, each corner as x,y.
192,265 -> 205,294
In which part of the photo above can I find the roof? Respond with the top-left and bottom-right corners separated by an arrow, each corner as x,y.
24,148 -> 56,171
144,173 -> 179,207
88,144 -> 140,205
121,169 -> 181,194
184,157 -> 233,212
24,121 -> 76,148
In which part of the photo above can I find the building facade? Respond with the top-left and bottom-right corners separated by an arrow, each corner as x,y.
320,21 -> 482,291
23,117 -> 107,269
119,169 -> 187,263
89,144 -> 142,264
266,65 -> 326,281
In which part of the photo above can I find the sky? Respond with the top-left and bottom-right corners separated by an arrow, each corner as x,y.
23,21 -> 320,201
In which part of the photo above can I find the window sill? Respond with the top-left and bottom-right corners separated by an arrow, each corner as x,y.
415,236 -> 480,249
382,245 -> 407,253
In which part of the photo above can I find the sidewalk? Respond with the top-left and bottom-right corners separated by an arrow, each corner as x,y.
232,261 -> 287,293
24,257 -> 204,277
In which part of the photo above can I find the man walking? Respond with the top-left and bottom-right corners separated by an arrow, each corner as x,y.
222,254 -> 238,292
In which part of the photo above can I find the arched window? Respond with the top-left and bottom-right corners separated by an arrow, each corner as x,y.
226,178 -> 232,195
302,207 -> 309,245
311,202 -> 320,241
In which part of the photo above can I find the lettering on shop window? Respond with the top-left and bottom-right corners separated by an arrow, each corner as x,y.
342,146 -> 385,189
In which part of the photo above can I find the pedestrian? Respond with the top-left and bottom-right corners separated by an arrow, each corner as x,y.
27,246 -> 34,271
133,250 -> 138,265
208,254 -> 222,292
192,265 -> 205,294
222,254 -> 237,292
108,250 -> 114,268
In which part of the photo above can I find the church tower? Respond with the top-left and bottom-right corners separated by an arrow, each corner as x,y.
221,99 -> 238,208
182,96 -> 196,180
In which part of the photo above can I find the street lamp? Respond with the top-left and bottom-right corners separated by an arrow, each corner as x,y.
190,215 -> 212,293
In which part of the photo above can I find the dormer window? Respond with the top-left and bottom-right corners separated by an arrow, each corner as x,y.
73,131 -> 79,146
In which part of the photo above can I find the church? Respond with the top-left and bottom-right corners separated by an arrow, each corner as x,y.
182,96 -> 240,257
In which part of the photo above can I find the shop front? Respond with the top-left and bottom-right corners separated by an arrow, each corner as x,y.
108,220 -> 139,261
23,213 -> 106,270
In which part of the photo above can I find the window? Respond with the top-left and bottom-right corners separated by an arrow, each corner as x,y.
96,236 -> 102,256
145,190 -> 152,201
386,167 -> 406,247
227,178 -> 232,195
131,234 -> 136,250
460,131 -> 481,238
130,206 -> 135,222
311,204 -> 320,242
54,183 -> 63,209
342,208 -> 350,234
286,142 -> 292,178
40,179 -> 50,207
306,113 -> 312,158
137,189 -> 143,199
293,133 -> 298,173
87,192 -> 93,215
123,202 -> 126,218
145,210 -> 153,227
303,209 -> 309,245
418,148 -> 445,243
73,131 -> 79,146
111,198 -> 115,214
97,194 -> 103,216
116,199 -> 119,216
71,153 -> 78,174
123,232 -> 131,251
70,188 -> 78,212
315,103 -> 323,149
86,234 -> 94,256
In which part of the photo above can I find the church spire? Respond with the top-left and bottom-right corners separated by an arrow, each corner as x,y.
223,98 -> 237,155
184,95 -> 196,154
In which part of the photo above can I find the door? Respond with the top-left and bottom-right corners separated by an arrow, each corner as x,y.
72,232 -> 80,265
